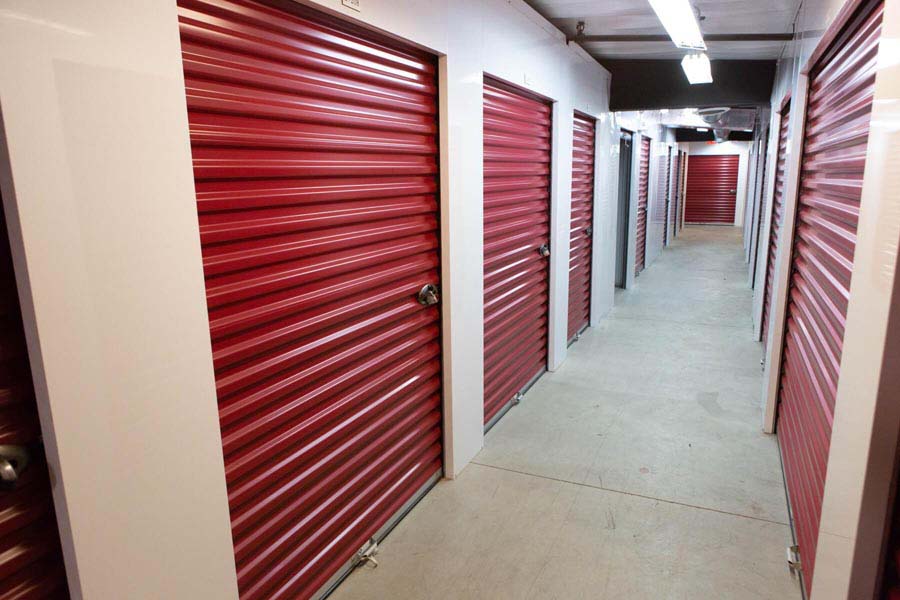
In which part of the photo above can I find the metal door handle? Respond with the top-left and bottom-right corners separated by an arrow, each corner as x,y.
0,445 -> 29,488
537,244 -> 551,258
416,284 -> 440,306
585,226 -> 593,237
729,189 -> 737,193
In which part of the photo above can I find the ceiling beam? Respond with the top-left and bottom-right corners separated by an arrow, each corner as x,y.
571,33 -> 793,43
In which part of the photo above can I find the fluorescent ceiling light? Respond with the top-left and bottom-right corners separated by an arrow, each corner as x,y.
697,128 -> 709,132
648,0 -> 706,50
681,52 -> 713,84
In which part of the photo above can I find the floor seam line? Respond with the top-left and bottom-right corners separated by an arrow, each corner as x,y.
643,267 -> 749,275
522,484 -> 581,598
470,461 -> 790,527
606,314 -> 753,331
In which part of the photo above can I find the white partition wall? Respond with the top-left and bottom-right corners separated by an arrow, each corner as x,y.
0,3 -> 240,598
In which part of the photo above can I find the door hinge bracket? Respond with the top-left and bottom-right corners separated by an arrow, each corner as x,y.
760,357 -> 766,372
786,545 -> 801,575
512,392 -> 524,406
355,538 -> 379,569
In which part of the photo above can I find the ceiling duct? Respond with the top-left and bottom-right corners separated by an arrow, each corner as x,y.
698,107 -> 731,124
693,107 -> 758,141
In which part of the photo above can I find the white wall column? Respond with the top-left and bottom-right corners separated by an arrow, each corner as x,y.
590,112 -> 619,324
0,2 -> 239,597
760,75 -> 808,434
548,101 -> 574,371
438,0 -> 486,476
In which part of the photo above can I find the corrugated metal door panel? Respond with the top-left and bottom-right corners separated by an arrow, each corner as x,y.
672,151 -> 682,238
762,107 -> 791,338
483,79 -> 551,425
684,155 -> 740,224
635,137 -> 651,275
751,131 -> 770,287
567,113 -> 595,342
662,147 -> 672,246
776,2 -> 883,595
0,204 -> 69,600
178,2 -> 443,598
680,153 -> 688,231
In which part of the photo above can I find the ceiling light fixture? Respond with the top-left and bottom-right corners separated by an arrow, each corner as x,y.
697,128 -> 709,132
647,0 -> 706,50
681,52 -> 713,84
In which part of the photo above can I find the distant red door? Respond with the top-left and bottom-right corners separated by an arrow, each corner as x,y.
684,155 -> 739,224
482,78 -> 551,427
0,202 -> 69,598
568,113 -> 595,342
635,137 -> 651,274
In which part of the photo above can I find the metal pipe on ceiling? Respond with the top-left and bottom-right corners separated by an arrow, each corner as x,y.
571,33 -> 793,43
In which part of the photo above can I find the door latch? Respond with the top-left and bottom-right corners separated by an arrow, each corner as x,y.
356,538 -> 379,569
0,445 -> 29,490
417,284 -> 440,307
585,226 -> 593,237
786,545 -> 801,575
537,244 -> 551,258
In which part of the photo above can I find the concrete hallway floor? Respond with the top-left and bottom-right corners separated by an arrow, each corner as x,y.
331,226 -> 803,599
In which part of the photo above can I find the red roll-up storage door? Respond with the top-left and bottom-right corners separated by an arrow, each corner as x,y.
684,154 -> 739,224
762,104 -> 791,339
635,137 -> 651,275
0,203 -> 69,599
662,147 -> 672,246
751,130 -> 770,287
776,2 -> 883,595
680,153 -> 688,232
483,78 -> 551,426
179,2 -> 443,598
671,151 -> 681,240
568,113 -> 596,342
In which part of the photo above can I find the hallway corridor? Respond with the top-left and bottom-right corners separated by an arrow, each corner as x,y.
332,226 -> 801,599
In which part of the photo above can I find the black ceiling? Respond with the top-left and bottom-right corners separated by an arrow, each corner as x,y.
603,60 -> 776,111
674,128 -> 754,142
